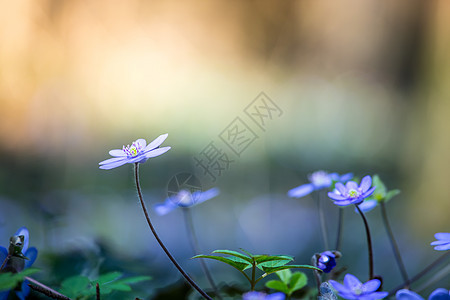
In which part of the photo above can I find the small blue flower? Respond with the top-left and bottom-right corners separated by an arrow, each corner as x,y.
430,232 -> 450,251
396,288 -> 450,300
288,171 -> 353,198
329,274 -> 388,300
99,134 -> 171,170
153,188 -> 220,216
328,175 -> 376,207
317,251 -> 337,273
242,291 -> 285,300
0,227 -> 38,300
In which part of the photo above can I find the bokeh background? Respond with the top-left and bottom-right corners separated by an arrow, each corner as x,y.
1,0 -> 449,298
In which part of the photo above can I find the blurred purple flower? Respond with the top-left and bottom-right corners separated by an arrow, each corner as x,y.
153,188 -> 220,216
99,134 -> 171,170
396,288 -> 450,300
242,291 -> 285,300
288,171 -> 353,198
354,199 -> 378,214
328,176 -> 376,207
0,227 -> 38,300
317,251 -> 336,273
430,233 -> 450,251
329,274 -> 388,300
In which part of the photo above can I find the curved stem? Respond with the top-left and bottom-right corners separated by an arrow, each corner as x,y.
134,163 -> 212,300
355,204 -> 374,280
317,191 -> 329,250
388,251 -> 449,296
183,208 -> 222,299
25,276 -> 71,300
335,208 -> 344,251
380,202 -> 409,285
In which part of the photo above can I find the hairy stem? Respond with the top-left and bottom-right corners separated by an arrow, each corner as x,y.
183,208 -> 222,299
0,254 -> 10,270
134,163 -> 212,300
312,254 -> 322,296
355,204 -> 374,280
25,276 -> 71,300
380,202 -> 409,285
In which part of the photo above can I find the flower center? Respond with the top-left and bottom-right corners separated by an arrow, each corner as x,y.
353,284 -> 363,295
348,189 -> 360,198
123,142 -> 142,157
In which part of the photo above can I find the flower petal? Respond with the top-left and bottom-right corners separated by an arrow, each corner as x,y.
99,159 -> 129,170
192,188 -> 220,205
355,200 -> 378,213
433,243 -> 450,251
15,227 -> 29,254
266,293 -> 286,300
0,290 -> 10,300
396,289 -> 423,300
364,291 -> 388,300
335,183 -> 347,195
153,201 -> 177,216
328,192 -> 347,201
24,247 -> 38,269
359,175 -> 372,192
434,232 -> 450,241
340,173 -> 354,182
332,199 -> 356,206
0,246 -> 7,263
362,186 -> 376,199
346,181 -> 358,190
135,139 -> 146,149
16,280 -> 31,300
144,146 -> 171,159
288,184 -> 315,198
329,280 -> 351,295
362,279 -> 381,293
144,133 -> 169,151
343,274 -> 362,291
430,240 -> 448,246
108,149 -> 127,157
99,157 -> 127,165
428,288 -> 449,300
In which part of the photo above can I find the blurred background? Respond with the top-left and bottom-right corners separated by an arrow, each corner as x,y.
0,0 -> 449,298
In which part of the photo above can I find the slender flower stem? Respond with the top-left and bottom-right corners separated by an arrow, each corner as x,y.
355,204 -> 374,280
96,283 -> 100,300
311,254 -> 322,296
0,254 -> 10,270
380,202 -> 409,285
388,251 -> 450,296
317,191 -> 329,250
25,276 -> 71,300
335,208 -> 344,251
183,208 -> 222,299
133,163 -> 212,300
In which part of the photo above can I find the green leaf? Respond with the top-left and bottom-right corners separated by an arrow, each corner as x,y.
257,259 -> 292,271
276,269 -> 292,284
212,250 -> 252,263
371,175 -> 387,201
255,255 -> 294,265
95,271 -> 122,284
107,283 -> 132,292
385,189 -> 401,202
113,275 -> 151,285
192,255 -> 251,271
265,280 -> 289,294
288,272 -> 307,293
0,273 -> 17,291
261,264 -> 321,275
59,275 -> 90,298
239,248 -> 254,257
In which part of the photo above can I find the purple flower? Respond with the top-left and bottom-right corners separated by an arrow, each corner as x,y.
430,233 -> 450,251
317,251 -> 337,273
328,176 -> 376,207
0,227 -> 38,300
396,288 -> 450,300
153,188 -> 220,215
329,274 -> 388,300
288,171 -> 353,198
99,134 -> 171,170
242,291 -> 285,300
